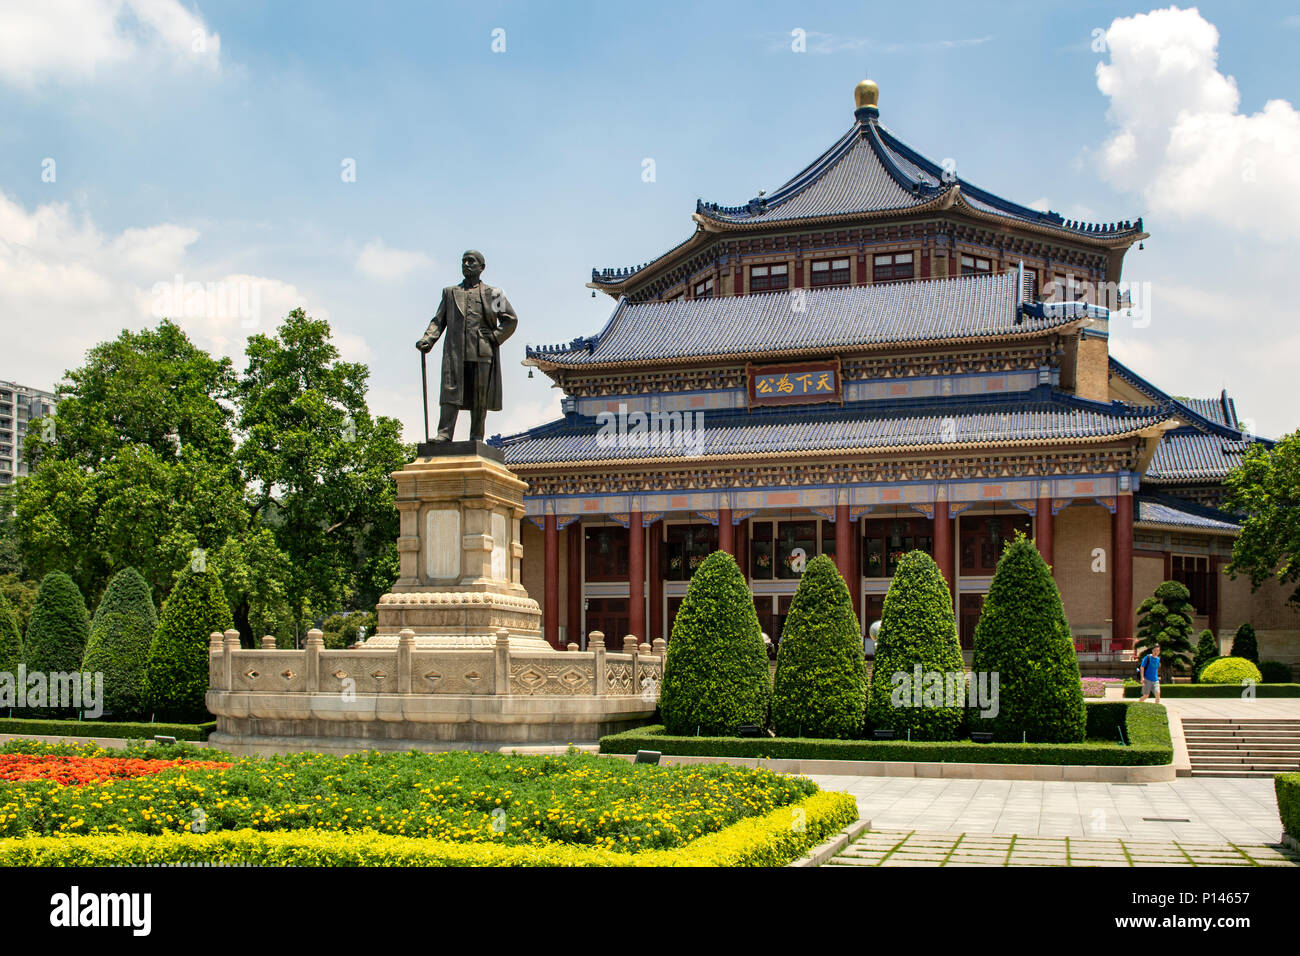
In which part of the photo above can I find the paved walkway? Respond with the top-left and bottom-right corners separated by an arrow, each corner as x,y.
1160,698 -> 1300,719
807,775 -> 1288,843
827,829 -> 1299,867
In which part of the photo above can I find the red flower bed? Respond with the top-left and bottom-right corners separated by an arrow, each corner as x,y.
0,754 -> 231,787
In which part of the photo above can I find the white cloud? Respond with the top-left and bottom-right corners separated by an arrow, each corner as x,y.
1095,6 -> 1300,238
356,239 -> 434,281
0,0 -> 220,88
0,191 -> 316,386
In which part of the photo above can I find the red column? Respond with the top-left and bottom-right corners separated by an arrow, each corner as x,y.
849,515 -> 862,624
628,512 -> 644,650
933,507 -> 953,598
1034,496 -> 1054,573
1112,496 -> 1134,646
734,265 -> 744,297
566,522 -> 582,646
736,519 -> 748,579
648,525 -> 662,643
718,509 -> 734,556
835,504 -> 851,587
544,515 -> 559,648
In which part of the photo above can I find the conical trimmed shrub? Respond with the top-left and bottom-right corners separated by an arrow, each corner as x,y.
81,567 -> 158,718
771,554 -> 866,738
1193,629 -> 1219,680
0,592 -> 21,680
1230,623 -> 1259,664
23,571 -> 90,676
659,550 -> 770,736
146,566 -> 232,721
867,550 -> 967,740
971,533 -> 1085,743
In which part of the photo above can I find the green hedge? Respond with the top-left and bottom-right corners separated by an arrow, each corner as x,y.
1259,661 -> 1295,684
771,555 -> 866,739
1122,681 -> 1300,698
0,717 -> 215,741
1277,774 -> 1300,842
0,791 -> 858,868
599,703 -> 1171,766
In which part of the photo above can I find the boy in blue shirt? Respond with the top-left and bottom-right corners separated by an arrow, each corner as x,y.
1138,643 -> 1161,702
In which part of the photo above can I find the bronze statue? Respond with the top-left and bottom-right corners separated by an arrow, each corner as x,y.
416,250 -> 518,442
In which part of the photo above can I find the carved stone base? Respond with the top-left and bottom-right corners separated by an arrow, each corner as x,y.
375,451 -> 546,649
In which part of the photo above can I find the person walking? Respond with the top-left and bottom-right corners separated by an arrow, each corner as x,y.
1137,642 -> 1162,702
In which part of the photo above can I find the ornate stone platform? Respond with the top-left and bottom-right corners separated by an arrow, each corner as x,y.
205,452 -> 660,753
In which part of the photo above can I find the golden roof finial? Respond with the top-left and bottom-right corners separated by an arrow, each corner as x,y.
854,78 -> 879,111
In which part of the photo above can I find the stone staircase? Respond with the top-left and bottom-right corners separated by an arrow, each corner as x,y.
1182,718 -> 1300,777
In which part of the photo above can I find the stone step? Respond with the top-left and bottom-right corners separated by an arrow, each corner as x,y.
1186,754 -> 1300,766
1190,761 -> 1300,773
1183,731 -> 1300,740
1189,769 -> 1283,779
1187,749 -> 1300,759
1181,721 -> 1300,729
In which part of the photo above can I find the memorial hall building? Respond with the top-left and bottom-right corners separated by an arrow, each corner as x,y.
498,80 -> 1300,665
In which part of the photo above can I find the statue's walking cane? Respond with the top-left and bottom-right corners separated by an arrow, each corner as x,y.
420,349 -> 430,444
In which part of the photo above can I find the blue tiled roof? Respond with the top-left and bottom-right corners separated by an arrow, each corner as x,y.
530,272 -> 1065,368
1136,495 -> 1240,533
1146,431 -> 1254,483
691,118 -> 1144,236
1109,356 -> 1269,483
497,396 -> 1168,466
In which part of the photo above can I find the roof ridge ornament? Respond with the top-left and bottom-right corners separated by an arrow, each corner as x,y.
854,78 -> 879,123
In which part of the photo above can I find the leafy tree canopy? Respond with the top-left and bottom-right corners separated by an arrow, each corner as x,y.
1225,432 -> 1300,605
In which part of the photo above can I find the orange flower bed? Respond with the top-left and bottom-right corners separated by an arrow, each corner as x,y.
0,754 -> 231,787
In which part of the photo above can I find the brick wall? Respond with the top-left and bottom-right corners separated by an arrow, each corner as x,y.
1053,503 -> 1112,636
1219,572 -> 1300,665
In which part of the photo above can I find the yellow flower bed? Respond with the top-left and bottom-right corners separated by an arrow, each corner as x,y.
0,791 -> 857,867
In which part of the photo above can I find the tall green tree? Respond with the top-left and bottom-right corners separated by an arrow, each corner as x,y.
80,567 -> 158,718
771,555 -> 866,739
1226,432 -> 1300,605
1135,581 -> 1195,675
237,309 -> 409,632
1193,629 -> 1219,679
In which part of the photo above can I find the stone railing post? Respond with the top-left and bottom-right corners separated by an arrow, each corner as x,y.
261,635 -> 276,649
223,629 -> 240,689
305,628 -> 323,692
652,638 -> 666,662
494,628 -> 511,695
590,630 -> 606,697
209,632 -> 225,691
625,635 -> 639,695
397,628 -> 414,694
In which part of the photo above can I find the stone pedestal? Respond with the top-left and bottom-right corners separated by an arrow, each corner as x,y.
371,451 -> 547,650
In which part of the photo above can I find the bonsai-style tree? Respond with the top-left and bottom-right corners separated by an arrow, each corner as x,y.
971,533 -> 1086,743
81,567 -> 158,718
659,550 -> 770,736
866,550 -> 966,740
771,555 -> 866,739
1193,629 -> 1220,681
1230,623 -> 1259,664
1134,581 -> 1195,676
0,592 -> 22,681
146,565 -> 233,721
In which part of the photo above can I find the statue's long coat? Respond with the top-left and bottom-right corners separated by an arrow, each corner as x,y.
422,282 -> 517,411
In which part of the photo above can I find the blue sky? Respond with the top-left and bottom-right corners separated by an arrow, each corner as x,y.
2,0 -> 1298,439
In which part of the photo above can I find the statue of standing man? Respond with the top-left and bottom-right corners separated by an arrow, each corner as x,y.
416,250 -> 518,442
